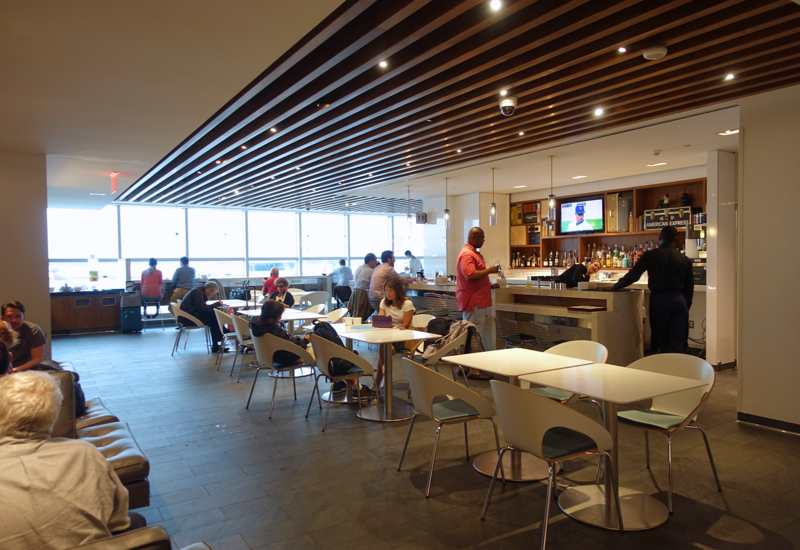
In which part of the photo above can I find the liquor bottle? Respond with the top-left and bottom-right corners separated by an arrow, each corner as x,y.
544,253 -> 549,267
527,254 -> 532,267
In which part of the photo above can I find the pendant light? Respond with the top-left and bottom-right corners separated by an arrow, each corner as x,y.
547,155 -> 557,220
489,167 -> 498,226
406,185 -> 413,227
443,178 -> 451,230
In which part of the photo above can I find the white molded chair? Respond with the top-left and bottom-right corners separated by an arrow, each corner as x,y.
410,313 -> 434,330
399,358 -> 503,498
305,334 -> 381,431
529,341 -> 608,413
407,331 -> 470,387
294,303 -> 325,333
229,314 -> 255,381
247,333 -> 316,418
286,288 -> 304,294
301,291 -> 329,310
213,309 -> 239,370
484,381 -> 623,548
298,307 -> 348,334
617,353 -> 721,513
170,303 -> 211,356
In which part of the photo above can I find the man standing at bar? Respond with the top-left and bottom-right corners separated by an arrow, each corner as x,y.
456,227 -> 499,380
611,226 -> 694,353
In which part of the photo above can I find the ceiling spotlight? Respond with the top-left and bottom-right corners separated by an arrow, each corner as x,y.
500,90 -> 507,96
518,131 -> 524,136
368,173 -> 373,177
234,190 -> 240,195
718,129 -> 740,135
725,73 -> 735,80
618,46 -> 627,53
271,176 -> 275,180
196,171 -> 202,174
571,175 -> 588,179
379,60 -> 388,68
270,127 -> 277,133
490,0 -> 501,10
646,162 -> 668,167
406,163 -> 411,166
215,160 -> 221,164
643,45 -> 668,60
240,145 -> 247,149
457,149 -> 462,153
594,108 -> 604,116
513,185 -> 527,188
295,167 -> 301,170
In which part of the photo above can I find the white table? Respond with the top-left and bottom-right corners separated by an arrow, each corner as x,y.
442,348 -> 592,481
208,299 -> 250,309
237,307 -> 326,334
520,363 -> 708,531
333,324 -> 439,422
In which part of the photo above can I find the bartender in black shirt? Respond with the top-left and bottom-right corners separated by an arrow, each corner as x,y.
557,260 -> 602,288
611,226 -> 693,354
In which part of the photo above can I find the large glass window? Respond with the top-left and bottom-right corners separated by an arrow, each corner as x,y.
349,215 -> 391,262
188,209 -> 245,258
248,211 -> 298,258
392,216 -> 426,274
120,206 -> 186,259
47,205 -> 118,259
301,213 -> 347,258
131,260 -> 182,282
191,260 -> 246,279
49,260 -> 124,292
301,259 -> 340,277
248,261 -> 298,278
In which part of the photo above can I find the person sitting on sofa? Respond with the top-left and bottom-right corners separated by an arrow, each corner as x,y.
1,300 -> 45,372
0,371 -> 146,549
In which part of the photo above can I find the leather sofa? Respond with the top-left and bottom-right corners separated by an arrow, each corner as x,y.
51,371 -> 151,509
68,525 -> 212,549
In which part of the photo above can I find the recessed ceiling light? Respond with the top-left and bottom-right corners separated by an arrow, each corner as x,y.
379,61 -> 388,68
518,131 -> 524,136
490,0 -> 501,10
368,173 -> 373,177
594,108 -> 604,116
646,162 -> 668,167
234,190 -> 240,195
513,185 -> 527,188
89,193 -> 105,196
618,47 -> 627,53
500,90 -> 507,96
718,129 -> 740,135
271,176 -> 275,180
196,171 -> 202,174
215,160 -> 221,164
241,145 -> 247,149
406,163 -> 411,166
457,149 -> 462,153
270,127 -> 277,133
295,167 -> 301,170
571,175 -> 589,179
725,73 -> 734,80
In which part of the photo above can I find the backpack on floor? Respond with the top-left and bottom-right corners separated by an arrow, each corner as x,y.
310,320 -> 359,377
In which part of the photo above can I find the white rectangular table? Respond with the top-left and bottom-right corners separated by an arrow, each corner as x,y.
237,307 -> 326,334
520,363 -> 708,531
442,348 -> 592,481
333,324 -> 439,422
208,299 -> 250,309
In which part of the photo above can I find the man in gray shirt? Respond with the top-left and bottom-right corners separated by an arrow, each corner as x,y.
353,253 -> 378,290
170,256 -> 196,301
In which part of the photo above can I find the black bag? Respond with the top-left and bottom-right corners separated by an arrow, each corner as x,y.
229,279 -> 251,301
311,320 -> 359,377
423,317 -> 452,352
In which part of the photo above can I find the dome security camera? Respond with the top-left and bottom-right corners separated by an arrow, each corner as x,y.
499,96 -> 518,116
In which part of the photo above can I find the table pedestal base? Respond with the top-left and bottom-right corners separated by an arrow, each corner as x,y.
472,450 -> 553,482
321,391 -> 360,404
268,367 -> 314,379
357,396 -> 415,422
558,485 -> 668,531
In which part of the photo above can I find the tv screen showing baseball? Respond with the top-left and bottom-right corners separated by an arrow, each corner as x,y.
560,199 -> 604,233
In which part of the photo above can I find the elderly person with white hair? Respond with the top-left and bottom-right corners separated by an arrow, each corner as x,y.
0,370 -> 144,548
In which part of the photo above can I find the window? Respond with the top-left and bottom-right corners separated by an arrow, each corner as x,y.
248,211 -> 298,258
349,215 -> 391,262
188,209 -> 245,258
47,205 -> 119,259
131,260 -> 182,282
49,260 -> 124,291
392,216 -> 425,273
301,213 -> 347,257
301,259 -> 340,277
120,206 -> 186,259
248,261 -> 298,278
191,260 -> 246,279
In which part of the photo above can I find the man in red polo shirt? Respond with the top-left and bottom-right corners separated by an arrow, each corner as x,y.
262,267 -> 280,297
456,227 -> 500,380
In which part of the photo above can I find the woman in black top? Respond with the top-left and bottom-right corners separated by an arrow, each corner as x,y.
268,277 -> 295,308
557,261 -> 602,288
249,300 -> 309,364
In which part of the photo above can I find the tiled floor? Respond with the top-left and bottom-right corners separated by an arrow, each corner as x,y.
54,330 -> 800,549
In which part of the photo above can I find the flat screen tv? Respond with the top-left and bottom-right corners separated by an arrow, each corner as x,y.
560,198 -> 604,234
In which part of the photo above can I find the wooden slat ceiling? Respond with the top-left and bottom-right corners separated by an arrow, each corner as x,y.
116,0 -> 800,214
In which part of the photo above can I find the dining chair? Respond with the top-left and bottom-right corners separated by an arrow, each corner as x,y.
213,309 -> 239,371
443,294 -> 461,321
229,314 -> 255,382
483,380 -> 623,549
423,293 -> 449,318
298,307 -> 348,334
399,358 -> 503,498
247,333 -> 317,418
305,334 -> 381,431
617,353 -> 721,513
294,303 -> 326,333
286,288 -> 304,294
170,303 -> 211,356
493,317 -> 537,349
406,331 -> 470,387
301,290 -> 329,310
529,341 -> 607,416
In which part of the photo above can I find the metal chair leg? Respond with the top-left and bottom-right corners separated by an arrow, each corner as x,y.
268,371 -> 280,419
481,446 -> 510,519
540,465 -> 556,550
322,381 -> 335,432
292,370 -> 297,400
667,434 -> 673,514
305,375 -> 322,418
645,430 -> 650,468
687,425 -> 722,492
426,424 -> 444,498
246,367 -> 262,409
397,413 -> 420,470
464,423 -> 470,461
230,346 -> 239,377
172,329 -> 181,356
489,418 -> 505,483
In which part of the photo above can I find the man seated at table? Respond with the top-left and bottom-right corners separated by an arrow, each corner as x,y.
368,250 -> 414,312
2,301 -> 45,372
353,253 -> 378,290
169,256 -> 196,301
179,283 -> 225,352
331,259 -> 353,286
0,371 -> 145,549
262,267 -> 280,297
269,277 -> 295,308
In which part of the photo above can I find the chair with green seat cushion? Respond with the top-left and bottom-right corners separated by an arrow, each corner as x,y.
617,353 -> 721,514
483,380 -> 623,550
493,316 -> 537,349
528,340 -> 607,416
399,358 -> 504,499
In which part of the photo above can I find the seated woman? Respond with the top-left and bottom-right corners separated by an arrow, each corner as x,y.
0,322 -> 15,375
556,260 -> 603,288
375,277 -> 415,388
249,300 -> 312,364
140,258 -> 164,318
269,277 -> 295,308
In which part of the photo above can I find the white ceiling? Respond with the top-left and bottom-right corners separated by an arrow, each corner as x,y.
357,103 -> 740,201
0,0 -> 344,208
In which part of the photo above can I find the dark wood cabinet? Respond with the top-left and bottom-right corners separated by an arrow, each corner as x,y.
50,293 -> 122,333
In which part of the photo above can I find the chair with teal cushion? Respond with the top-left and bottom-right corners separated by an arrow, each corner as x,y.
399,358 -> 504,499
617,353 -> 721,514
483,380 -> 623,550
